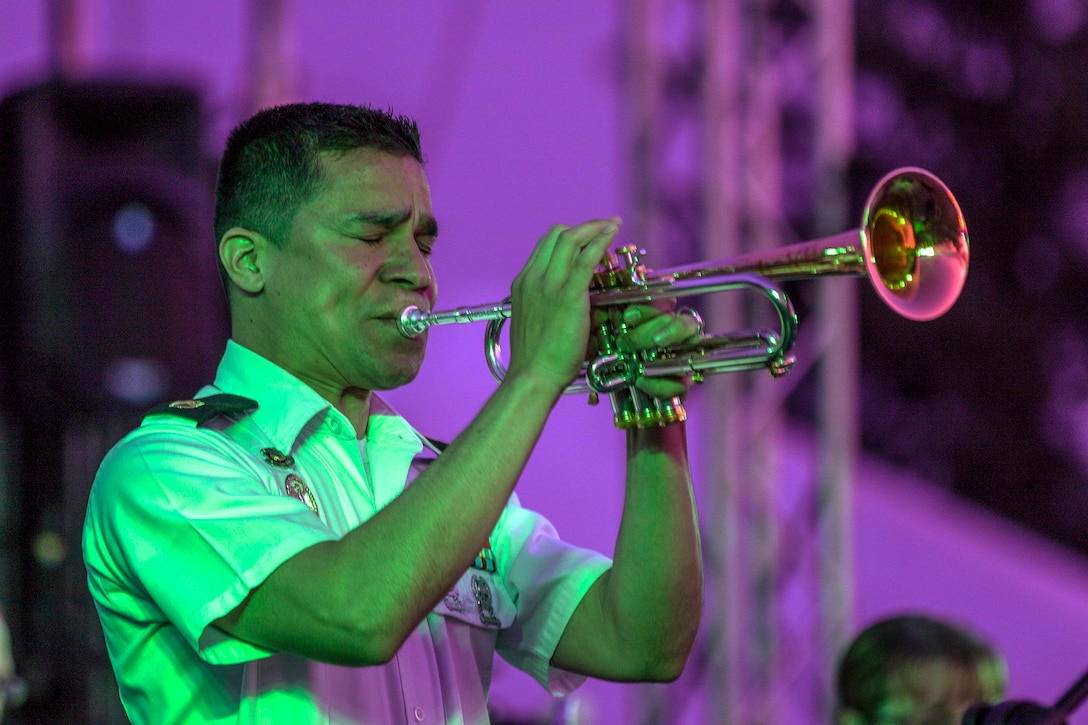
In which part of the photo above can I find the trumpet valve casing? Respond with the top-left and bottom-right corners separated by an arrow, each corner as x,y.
590,246 -> 688,428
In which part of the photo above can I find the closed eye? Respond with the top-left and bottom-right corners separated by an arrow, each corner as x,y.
416,235 -> 436,256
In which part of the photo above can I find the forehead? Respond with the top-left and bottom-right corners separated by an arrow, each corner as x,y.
314,147 -> 431,208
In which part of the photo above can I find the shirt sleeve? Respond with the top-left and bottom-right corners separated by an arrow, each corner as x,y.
491,494 -> 612,694
83,419 -> 338,666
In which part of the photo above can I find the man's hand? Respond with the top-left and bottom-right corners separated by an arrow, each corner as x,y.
608,302 -> 703,399
505,218 -> 621,394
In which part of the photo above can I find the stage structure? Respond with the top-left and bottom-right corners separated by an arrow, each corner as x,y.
621,0 -> 857,722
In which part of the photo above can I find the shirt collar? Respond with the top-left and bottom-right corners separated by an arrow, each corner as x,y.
210,340 -> 422,454
366,394 -> 428,456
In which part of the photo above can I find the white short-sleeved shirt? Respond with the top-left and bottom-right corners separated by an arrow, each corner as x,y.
82,340 -> 611,725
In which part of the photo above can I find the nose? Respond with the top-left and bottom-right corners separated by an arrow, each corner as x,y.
382,232 -> 434,293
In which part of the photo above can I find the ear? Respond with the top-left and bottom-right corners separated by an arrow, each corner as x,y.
219,227 -> 266,294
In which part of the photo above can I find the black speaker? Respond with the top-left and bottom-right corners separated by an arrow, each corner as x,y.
0,79 -> 228,415
0,79 -> 227,721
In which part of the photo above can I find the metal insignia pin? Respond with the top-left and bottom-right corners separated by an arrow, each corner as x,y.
261,447 -> 295,468
443,590 -> 466,613
471,575 -> 500,627
284,474 -> 319,516
168,400 -> 205,409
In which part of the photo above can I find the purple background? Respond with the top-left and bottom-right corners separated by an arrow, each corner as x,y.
3,2 -> 1088,723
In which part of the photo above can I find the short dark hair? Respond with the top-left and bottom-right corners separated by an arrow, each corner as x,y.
836,614 -> 1007,721
214,101 -> 423,250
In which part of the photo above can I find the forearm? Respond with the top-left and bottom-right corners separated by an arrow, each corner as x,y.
221,372 -> 563,664
553,421 -> 702,681
355,373 -> 564,633
608,423 -> 703,673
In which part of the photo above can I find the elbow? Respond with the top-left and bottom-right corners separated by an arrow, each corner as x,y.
652,660 -> 688,684
303,606 -> 418,667
614,623 -> 698,682
324,630 -> 403,668
640,644 -> 695,683
638,614 -> 701,682
336,615 -> 418,667
349,638 -> 400,668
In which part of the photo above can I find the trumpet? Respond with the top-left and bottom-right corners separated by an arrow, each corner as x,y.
398,167 -> 969,429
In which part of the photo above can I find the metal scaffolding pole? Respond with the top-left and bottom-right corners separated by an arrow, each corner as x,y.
244,0 -> 300,114
812,0 -> 858,718
621,0 -> 857,722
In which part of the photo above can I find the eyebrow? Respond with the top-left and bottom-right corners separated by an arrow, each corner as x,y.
344,210 -> 439,237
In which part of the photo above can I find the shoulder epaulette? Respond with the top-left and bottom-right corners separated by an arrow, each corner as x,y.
145,394 -> 258,424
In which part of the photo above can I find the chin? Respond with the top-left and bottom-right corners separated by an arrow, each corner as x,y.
373,370 -> 421,392
368,353 -> 426,392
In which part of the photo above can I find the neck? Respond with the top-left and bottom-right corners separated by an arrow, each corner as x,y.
230,331 -> 375,438
332,387 -> 373,438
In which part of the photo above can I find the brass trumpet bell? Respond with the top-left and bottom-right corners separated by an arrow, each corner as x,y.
660,167 -> 969,322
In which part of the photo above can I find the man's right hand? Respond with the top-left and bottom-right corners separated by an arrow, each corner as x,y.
504,217 -> 621,394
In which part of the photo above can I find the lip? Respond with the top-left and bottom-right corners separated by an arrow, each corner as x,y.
375,306 -> 428,322
383,298 -> 434,319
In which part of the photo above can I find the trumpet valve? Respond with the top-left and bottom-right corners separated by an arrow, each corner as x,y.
609,386 -> 687,429
592,245 -> 649,290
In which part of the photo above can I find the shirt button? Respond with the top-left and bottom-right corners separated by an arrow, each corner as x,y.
413,706 -> 425,722
328,417 -> 343,435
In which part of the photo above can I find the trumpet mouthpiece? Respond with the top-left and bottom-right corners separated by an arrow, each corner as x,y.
397,305 -> 429,338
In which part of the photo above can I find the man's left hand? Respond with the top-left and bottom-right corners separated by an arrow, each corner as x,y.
596,302 -> 702,399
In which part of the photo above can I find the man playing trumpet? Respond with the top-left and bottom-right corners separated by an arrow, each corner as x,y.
83,102 -> 703,724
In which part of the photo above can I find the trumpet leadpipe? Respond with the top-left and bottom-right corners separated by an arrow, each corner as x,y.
397,301 -> 512,338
